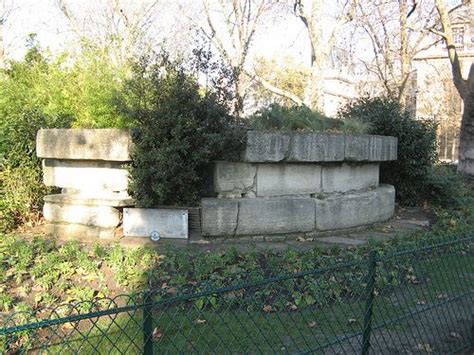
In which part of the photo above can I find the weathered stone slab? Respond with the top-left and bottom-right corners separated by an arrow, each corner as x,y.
243,131 -> 397,163
236,197 -> 315,235
123,208 -> 188,239
201,198 -> 238,236
321,163 -> 379,193
344,135 -> 397,161
36,129 -> 132,161
288,133 -> 345,162
244,131 -> 290,162
44,193 -> 134,207
214,161 -> 256,197
256,164 -> 321,196
314,185 -> 395,231
43,202 -> 120,228
45,223 -> 115,240
42,159 -> 129,192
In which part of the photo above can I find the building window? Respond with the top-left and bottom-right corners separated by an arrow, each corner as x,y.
453,27 -> 464,47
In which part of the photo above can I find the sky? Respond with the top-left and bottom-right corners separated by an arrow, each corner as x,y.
1,0 -> 464,67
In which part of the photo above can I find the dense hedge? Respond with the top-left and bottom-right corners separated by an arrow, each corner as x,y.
116,54 -> 245,207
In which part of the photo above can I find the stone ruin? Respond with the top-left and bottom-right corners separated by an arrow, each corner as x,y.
36,129 -> 398,243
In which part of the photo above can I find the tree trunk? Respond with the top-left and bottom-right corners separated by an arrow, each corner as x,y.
458,90 -> 474,174
306,58 -> 325,112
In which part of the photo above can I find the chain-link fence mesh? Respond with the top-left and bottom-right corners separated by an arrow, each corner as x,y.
1,235 -> 473,354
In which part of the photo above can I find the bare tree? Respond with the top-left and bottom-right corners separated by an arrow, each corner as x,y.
294,0 -> 359,111
432,0 -> 474,175
355,0 -> 437,106
199,0 -> 273,117
56,0 -> 162,65
0,0 -> 15,67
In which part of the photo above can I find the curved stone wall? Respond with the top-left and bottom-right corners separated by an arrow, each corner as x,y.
201,131 -> 398,238
36,129 -> 398,242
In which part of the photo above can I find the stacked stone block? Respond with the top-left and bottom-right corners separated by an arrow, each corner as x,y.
202,131 -> 398,238
37,129 -> 133,239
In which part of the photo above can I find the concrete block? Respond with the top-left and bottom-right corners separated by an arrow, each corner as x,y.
201,198 -> 238,236
45,223 -> 116,240
44,193 -> 134,207
123,208 -> 188,239
36,129 -> 132,161
256,164 -> 321,196
236,197 -> 315,235
214,161 -> 256,197
315,185 -> 395,231
288,132 -> 345,162
321,163 -> 379,193
43,202 -> 120,228
344,135 -> 397,161
42,159 -> 129,192
244,131 -> 290,162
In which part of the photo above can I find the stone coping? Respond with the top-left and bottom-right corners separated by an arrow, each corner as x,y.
243,131 -> 397,162
37,129 -> 132,161
201,185 -> 395,237
44,193 -> 135,207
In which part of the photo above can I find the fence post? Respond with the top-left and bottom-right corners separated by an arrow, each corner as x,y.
361,250 -> 377,355
143,290 -> 154,355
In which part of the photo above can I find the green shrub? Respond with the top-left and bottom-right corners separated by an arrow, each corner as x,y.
425,165 -> 469,208
339,96 -> 437,206
116,54 -> 244,207
0,41 -> 125,231
249,104 -> 369,133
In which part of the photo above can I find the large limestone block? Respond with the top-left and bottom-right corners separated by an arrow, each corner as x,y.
214,161 -> 256,197
315,185 -> 395,231
43,202 -> 120,228
288,133 -> 345,162
244,131 -> 291,162
243,131 -> 397,163
43,159 -> 129,192
45,223 -> 115,240
123,208 -> 188,239
36,129 -> 132,161
256,164 -> 322,196
344,135 -> 397,161
201,198 -> 238,236
236,197 -> 315,235
44,193 -> 134,207
321,163 -> 379,193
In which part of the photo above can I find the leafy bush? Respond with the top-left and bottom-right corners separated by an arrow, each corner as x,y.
425,165 -> 469,208
339,96 -> 438,205
250,104 -> 369,133
116,54 -> 245,207
0,41 -> 126,231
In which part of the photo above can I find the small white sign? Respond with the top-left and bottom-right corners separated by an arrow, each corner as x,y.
123,208 -> 188,239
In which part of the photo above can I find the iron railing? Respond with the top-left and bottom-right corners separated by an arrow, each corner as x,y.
1,235 -> 473,354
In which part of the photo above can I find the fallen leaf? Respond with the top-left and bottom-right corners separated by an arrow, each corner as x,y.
152,328 -> 163,341
263,304 -> 273,313
415,343 -> 433,352
307,321 -> 317,328
196,319 -> 207,325
286,302 -> 298,311
416,300 -> 426,305
348,318 -> 358,325
436,293 -> 448,299
296,237 -> 306,242
449,332 -> 462,339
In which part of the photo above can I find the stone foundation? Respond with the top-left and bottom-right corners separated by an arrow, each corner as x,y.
37,129 -> 133,239
201,131 -> 398,238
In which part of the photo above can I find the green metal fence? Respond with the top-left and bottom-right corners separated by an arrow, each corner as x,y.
1,235 -> 473,354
